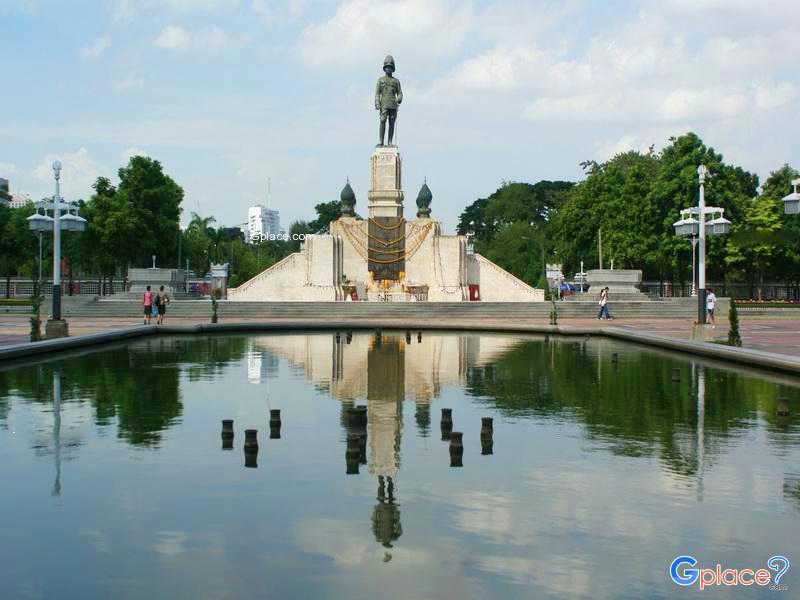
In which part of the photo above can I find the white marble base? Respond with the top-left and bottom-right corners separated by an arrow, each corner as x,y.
368,146 -> 404,219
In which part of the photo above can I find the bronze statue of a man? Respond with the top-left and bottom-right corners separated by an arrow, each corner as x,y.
375,55 -> 403,146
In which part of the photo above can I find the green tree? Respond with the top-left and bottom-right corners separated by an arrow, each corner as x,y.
308,200 -> 344,233
184,213 -> 215,276
553,152 -> 659,275
114,156 -> 184,267
648,133 -> 755,285
760,164 -> 800,294
0,204 -> 38,297
81,178 -> 120,292
456,181 -> 574,285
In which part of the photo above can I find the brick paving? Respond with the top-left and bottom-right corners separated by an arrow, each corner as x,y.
0,315 -> 798,359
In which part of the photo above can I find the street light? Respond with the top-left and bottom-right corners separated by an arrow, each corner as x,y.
672,165 -> 732,324
783,178 -> 800,215
26,160 -> 87,338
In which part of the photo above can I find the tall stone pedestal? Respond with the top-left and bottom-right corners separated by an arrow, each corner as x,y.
690,323 -> 715,342
368,147 -> 404,218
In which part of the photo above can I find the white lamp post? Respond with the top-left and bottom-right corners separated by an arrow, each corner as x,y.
26,161 -> 87,336
784,178 -> 800,215
697,164 -> 707,324
691,235 -> 698,297
673,165 -> 732,324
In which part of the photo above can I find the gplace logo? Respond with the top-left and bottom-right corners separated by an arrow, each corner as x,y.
670,555 -> 790,591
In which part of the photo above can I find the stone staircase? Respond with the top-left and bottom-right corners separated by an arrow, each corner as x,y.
59,297 -> 718,319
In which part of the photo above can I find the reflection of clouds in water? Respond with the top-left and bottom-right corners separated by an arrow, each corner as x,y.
478,555 -> 593,599
154,530 -> 188,556
294,517 -> 481,599
453,492 -> 525,545
295,518 -> 374,567
79,528 -> 110,553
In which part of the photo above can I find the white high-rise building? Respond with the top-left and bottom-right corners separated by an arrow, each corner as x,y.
0,178 -> 9,206
247,177 -> 282,242
248,205 -> 281,241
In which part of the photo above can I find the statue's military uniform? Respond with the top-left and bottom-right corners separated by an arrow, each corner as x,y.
375,75 -> 403,117
375,55 -> 402,146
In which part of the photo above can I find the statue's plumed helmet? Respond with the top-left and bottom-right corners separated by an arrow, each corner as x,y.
383,55 -> 395,72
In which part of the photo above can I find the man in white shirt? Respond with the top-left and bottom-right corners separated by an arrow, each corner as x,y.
706,288 -> 717,328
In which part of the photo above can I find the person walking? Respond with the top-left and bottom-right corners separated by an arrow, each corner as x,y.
143,285 -> 153,325
597,286 -> 613,320
156,285 -> 170,325
706,287 -> 717,329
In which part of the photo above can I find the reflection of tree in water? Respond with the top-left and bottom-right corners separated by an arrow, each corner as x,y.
414,402 -> 430,438
0,335 -> 250,447
784,473 -> 800,509
371,475 -> 402,561
466,339 -> 800,478
183,336 -> 250,381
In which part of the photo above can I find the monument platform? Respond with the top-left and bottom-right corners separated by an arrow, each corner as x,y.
228,128 -> 542,302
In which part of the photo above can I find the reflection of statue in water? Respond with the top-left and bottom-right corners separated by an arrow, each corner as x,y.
375,55 -> 403,146
371,475 -> 402,561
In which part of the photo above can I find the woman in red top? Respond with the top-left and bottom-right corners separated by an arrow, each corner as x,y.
143,285 -> 153,325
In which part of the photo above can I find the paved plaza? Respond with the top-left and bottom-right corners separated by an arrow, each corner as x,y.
1,315 -> 799,359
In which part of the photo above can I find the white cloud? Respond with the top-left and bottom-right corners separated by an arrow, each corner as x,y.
297,0 -> 474,67
0,162 -> 19,178
79,35 -> 111,60
156,25 -> 191,50
449,44 -> 548,91
155,25 -> 245,52
31,148 -> 108,201
251,0 -> 305,24
111,0 -> 240,24
114,74 -> 145,91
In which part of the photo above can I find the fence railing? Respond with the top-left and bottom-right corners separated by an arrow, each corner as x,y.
0,278 -> 209,298
640,282 -> 800,301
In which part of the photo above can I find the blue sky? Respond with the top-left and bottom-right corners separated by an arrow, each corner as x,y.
2,0 -> 798,232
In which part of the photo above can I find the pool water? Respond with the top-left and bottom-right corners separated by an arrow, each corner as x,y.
0,332 -> 797,599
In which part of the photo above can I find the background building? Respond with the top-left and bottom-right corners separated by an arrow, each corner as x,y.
0,178 -> 9,206
247,205 -> 281,241
9,192 -> 33,209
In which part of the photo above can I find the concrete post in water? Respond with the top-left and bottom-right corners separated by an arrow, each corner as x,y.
244,429 -> 259,453
269,409 -> 281,427
672,368 -> 681,382
346,433 -> 361,474
269,409 -> 281,439
406,330 -> 411,343
611,352 -> 619,363
244,429 -> 259,468
441,408 -> 453,440
346,331 -> 353,344
480,417 -> 493,455
417,331 -> 422,343
449,432 -> 464,467
449,431 -> 463,455
777,398 -> 790,417
222,419 -> 234,449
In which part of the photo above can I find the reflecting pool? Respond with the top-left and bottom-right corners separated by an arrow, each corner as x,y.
0,332 -> 798,599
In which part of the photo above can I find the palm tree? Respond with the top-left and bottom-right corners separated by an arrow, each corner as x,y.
188,213 -> 216,236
